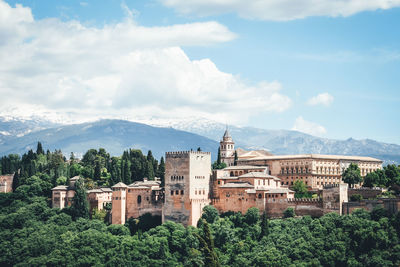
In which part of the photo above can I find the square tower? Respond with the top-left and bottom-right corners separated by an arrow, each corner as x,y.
163,151 -> 212,226
111,182 -> 127,225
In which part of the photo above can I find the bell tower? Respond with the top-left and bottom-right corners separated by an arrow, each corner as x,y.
220,127 -> 235,166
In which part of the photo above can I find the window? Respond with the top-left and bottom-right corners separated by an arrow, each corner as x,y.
218,181 -> 221,184
181,190 -> 184,195
171,190 -> 174,195
176,190 -> 179,195
258,194 -> 262,199
137,195 -> 142,204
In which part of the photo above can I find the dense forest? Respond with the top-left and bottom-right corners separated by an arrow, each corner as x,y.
1,143 -> 400,266
0,142 -> 165,190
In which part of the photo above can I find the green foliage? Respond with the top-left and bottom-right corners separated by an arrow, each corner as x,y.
293,180 -> 312,198
234,150 -> 238,166
342,163 -> 363,188
212,161 -> 227,170
202,205 -> 219,224
284,207 -> 295,218
70,178 -> 90,220
212,147 -> 227,170
350,194 -> 363,201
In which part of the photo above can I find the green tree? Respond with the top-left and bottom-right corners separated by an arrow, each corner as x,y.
363,172 -> 379,188
70,178 -> 89,219
202,205 -> 219,224
293,180 -> 309,198
284,207 -> 295,218
342,163 -> 362,188
260,211 -> 269,239
233,150 -> 238,166
245,207 -> 260,225
36,142 -> 44,155
197,220 -> 220,267
158,157 -> 165,186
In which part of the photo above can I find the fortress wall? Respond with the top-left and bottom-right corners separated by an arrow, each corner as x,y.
348,188 -> 383,199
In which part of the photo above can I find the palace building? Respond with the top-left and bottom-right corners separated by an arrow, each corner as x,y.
51,130 -> 386,226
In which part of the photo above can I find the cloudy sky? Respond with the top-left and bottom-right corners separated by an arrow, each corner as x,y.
1,0 -> 399,144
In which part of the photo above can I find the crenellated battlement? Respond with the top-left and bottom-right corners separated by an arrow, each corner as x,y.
165,151 -> 211,158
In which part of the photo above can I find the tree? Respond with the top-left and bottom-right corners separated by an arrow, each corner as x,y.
202,205 -> 219,224
217,147 -> 221,165
12,171 -> 19,191
36,142 -> 44,155
284,207 -> 295,218
196,220 -> 220,267
363,172 -> 379,188
234,150 -> 238,166
293,180 -> 308,198
384,164 -> 400,187
158,157 -> 165,186
342,163 -> 362,188
245,207 -> 260,225
260,211 -> 269,239
70,178 -> 90,219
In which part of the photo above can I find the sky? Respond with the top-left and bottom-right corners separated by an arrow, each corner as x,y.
0,0 -> 399,144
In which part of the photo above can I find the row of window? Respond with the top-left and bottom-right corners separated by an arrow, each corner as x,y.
195,189 -> 206,195
195,176 -> 205,179
281,181 -> 309,185
171,175 -> 184,181
221,144 -> 233,149
281,167 -> 309,174
171,190 -> 184,196
113,197 -> 126,200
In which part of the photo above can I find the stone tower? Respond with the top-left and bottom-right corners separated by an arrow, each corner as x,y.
220,128 -> 235,166
163,151 -> 212,226
111,182 -> 127,225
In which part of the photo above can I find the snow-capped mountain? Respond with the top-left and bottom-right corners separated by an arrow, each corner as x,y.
0,115 -> 399,164
135,116 -> 400,165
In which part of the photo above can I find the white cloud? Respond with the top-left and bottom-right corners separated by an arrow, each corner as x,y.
0,1 -> 291,125
161,0 -> 400,21
307,93 -> 334,106
292,116 -> 327,137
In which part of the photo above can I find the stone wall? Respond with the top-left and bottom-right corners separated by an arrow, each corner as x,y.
126,188 -> 163,219
348,188 -> 384,199
343,198 -> 400,215
266,198 -> 324,218
0,174 -> 14,193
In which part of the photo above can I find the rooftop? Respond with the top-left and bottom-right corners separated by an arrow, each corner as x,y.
112,182 -> 128,188
239,154 -> 382,162
52,185 -> 68,191
220,182 -> 254,188
223,165 -> 267,170
239,172 -> 280,181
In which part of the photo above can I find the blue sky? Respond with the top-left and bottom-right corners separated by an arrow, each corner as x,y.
1,0 -> 400,144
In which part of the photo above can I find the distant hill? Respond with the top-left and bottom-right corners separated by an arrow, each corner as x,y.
0,119 -> 219,160
142,117 -> 400,165
1,116 -> 399,165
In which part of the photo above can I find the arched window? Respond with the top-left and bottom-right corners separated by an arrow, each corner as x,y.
137,195 -> 142,204
230,171 -> 234,177
258,193 -> 262,199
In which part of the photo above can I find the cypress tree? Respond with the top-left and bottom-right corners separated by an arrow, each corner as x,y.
260,211 -> 269,240
12,171 -> 19,191
71,178 -> 90,219
197,220 -> 220,267
158,157 -> 165,186
217,147 -> 221,165
234,150 -> 238,166
36,142 -> 44,155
